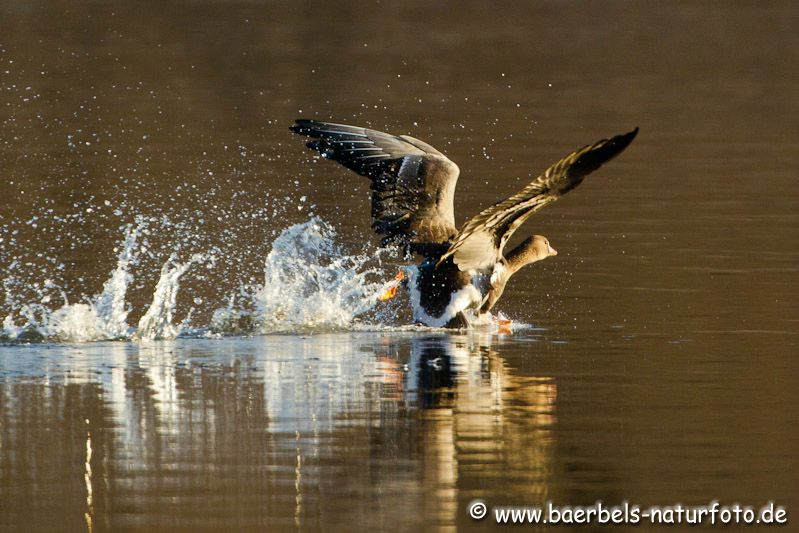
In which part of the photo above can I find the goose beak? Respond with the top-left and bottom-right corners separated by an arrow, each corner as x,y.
548,244 -> 558,256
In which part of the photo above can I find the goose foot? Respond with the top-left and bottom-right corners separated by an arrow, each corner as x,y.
378,270 -> 406,301
492,316 -> 513,334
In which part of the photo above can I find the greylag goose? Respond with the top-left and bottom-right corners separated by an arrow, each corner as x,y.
290,120 -> 637,328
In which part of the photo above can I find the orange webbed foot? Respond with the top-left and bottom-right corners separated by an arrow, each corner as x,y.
378,270 -> 405,301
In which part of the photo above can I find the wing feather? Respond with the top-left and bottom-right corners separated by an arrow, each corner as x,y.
438,128 -> 639,270
291,119 -> 459,245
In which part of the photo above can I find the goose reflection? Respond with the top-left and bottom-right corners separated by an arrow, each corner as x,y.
0,334 -> 557,530
400,334 -> 558,528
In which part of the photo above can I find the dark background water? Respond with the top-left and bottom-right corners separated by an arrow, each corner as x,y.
1,1 -> 797,531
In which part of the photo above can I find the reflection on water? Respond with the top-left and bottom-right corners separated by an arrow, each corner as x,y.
0,334 -> 557,531
1,331 -> 797,531
1,0 -> 797,530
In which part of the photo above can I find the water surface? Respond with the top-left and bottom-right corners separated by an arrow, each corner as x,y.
1,1 -> 797,531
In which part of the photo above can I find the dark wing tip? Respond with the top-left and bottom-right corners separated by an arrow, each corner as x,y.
566,127 -> 639,180
618,127 -> 639,146
605,127 -> 639,155
290,118 -> 317,135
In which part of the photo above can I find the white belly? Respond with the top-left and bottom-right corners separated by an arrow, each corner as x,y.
406,266 -> 482,327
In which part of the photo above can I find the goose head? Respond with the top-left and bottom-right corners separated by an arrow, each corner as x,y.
505,235 -> 557,272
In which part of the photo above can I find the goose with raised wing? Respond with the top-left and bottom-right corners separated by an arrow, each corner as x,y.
290,119 -> 637,328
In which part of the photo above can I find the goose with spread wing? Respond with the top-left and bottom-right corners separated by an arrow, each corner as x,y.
290,119 -> 637,328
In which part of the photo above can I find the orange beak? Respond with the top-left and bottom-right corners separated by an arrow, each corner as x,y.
378,270 -> 405,301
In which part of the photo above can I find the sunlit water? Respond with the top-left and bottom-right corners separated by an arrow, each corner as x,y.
1,1 -> 798,531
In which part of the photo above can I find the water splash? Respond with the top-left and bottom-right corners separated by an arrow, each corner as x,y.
2,223 -> 141,343
1,221 -> 204,343
1,214 -> 532,343
253,217 -> 396,333
136,253 -> 205,340
94,223 -> 140,336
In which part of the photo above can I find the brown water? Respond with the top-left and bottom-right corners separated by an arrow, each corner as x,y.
1,1 -> 797,531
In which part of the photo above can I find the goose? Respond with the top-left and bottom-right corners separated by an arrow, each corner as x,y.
290,119 -> 637,328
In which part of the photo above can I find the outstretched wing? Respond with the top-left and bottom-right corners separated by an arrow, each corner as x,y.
290,119 -> 460,246
438,128 -> 639,270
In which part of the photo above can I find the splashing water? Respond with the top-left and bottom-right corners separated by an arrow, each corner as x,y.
252,217 -> 396,333
136,253 -> 205,340
2,223 -> 141,342
1,213 -> 530,343
91,222 -> 141,337
1,221 -> 204,343
1,216 -> 403,342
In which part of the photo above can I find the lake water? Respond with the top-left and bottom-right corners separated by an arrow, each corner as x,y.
1,1 -> 797,531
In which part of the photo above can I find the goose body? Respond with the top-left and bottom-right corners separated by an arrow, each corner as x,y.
290,120 -> 637,327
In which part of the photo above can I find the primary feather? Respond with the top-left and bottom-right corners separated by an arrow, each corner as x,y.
290,119 -> 460,247
437,127 -> 639,270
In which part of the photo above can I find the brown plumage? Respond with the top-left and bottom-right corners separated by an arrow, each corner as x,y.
291,120 -> 638,326
479,235 -> 557,315
437,127 -> 639,270
290,119 -> 459,247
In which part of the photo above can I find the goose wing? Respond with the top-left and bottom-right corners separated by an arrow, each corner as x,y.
438,128 -> 639,270
290,119 -> 460,246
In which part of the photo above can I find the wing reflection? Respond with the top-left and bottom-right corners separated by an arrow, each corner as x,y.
0,334 -> 557,530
